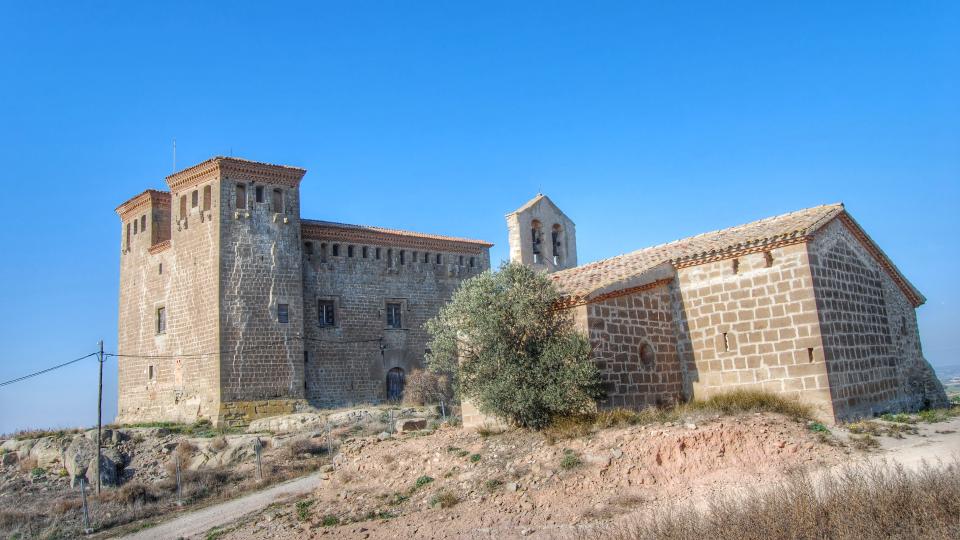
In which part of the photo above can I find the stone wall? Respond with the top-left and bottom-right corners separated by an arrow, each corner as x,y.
580,282 -> 684,408
300,231 -> 490,407
808,220 -> 947,419
116,184 -> 222,425
675,243 -> 835,419
218,178 -> 305,404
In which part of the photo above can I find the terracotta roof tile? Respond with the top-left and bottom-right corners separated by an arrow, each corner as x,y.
551,204 -> 845,298
302,219 -> 494,248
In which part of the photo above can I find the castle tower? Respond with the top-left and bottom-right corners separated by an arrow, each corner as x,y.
506,194 -> 577,272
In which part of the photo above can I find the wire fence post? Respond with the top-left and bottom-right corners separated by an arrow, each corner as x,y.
79,476 -> 92,533
440,399 -> 446,422
254,437 -> 263,481
389,409 -> 395,434
175,454 -> 183,506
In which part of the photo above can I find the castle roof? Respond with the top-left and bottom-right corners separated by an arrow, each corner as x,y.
115,189 -> 171,218
302,219 -> 494,253
551,203 -> 924,308
166,156 -> 307,192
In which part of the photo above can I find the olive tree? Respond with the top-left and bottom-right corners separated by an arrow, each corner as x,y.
425,262 -> 603,429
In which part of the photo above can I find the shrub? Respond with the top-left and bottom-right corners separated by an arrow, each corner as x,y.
586,460 -> 960,540
287,437 -> 326,458
295,499 -> 314,521
850,434 -> 880,451
209,436 -> 228,452
469,453 -> 481,463
484,478 -> 503,492
426,262 -> 603,429
917,407 -> 960,423
403,369 -> 454,406
413,475 -> 434,490
110,481 -> 161,506
808,422 -> 830,433
321,515 -> 340,527
560,449 -> 582,470
429,491 -> 459,509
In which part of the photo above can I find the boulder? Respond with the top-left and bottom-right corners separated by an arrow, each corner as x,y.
396,419 -> 427,432
1,452 -> 18,466
65,436 -> 97,486
29,437 -> 66,469
248,413 -> 326,434
85,450 -> 122,487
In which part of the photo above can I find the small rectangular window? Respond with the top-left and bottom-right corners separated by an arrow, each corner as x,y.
126,223 -> 131,250
436,253 -> 442,265
156,307 -> 166,334
159,263 -> 163,274
304,242 -> 314,255
133,219 -> 138,234
318,300 -> 336,327
255,186 -> 264,203
362,246 -> 369,258
423,252 -> 429,263
203,185 -> 212,211
764,251 -> 774,268
386,302 -> 402,329
459,255 -> 464,266
732,258 -> 740,274
807,347 -> 814,363
191,190 -> 199,208
141,215 -> 147,233
469,256 -> 475,268
236,183 -> 247,208
272,188 -> 283,213
348,245 -> 355,258
375,247 -> 382,260
148,365 -> 155,380
180,195 -> 187,220
332,244 -> 340,257
278,303 -> 289,323
399,250 -> 405,265
387,249 -> 394,267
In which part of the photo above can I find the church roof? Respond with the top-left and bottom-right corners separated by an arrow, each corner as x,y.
506,193 -> 575,225
551,203 -> 924,307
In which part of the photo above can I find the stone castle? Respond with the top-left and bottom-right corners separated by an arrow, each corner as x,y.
117,156 -> 946,426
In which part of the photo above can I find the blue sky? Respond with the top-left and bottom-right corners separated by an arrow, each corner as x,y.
0,2 -> 957,433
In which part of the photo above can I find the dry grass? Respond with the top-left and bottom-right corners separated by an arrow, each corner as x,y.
545,390 -> 814,443
286,436 -> 328,459
209,435 -> 229,452
580,460 -> 960,540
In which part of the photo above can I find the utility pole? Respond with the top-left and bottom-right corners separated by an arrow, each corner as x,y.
96,339 -> 104,495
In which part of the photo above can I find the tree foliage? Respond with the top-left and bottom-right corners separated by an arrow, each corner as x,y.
426,262 -> 603,429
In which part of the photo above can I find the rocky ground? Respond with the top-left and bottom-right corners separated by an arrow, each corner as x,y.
0,406 -> 430,539
218,413 -> 847,539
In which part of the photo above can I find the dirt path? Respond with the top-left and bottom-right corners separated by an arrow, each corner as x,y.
121,471 -> 323,540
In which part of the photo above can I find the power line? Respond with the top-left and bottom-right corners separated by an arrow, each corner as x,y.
0,352 -> 99,388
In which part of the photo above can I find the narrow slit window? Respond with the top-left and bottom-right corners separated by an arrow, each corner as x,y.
148,365 -> 155,381
125,223 -> 131,250
159,263 -> 163,275
387,249 -> 394,268
722,332 -> 730,352
156,307 -> 166,334
807,347 -> 814,362
320,243 -> 328,262
272,188 -> 283,213
423,252 -> 429,263
180,195 -> 187,220
732,258 -> 740,274
399,250 -> 405,265
277,303 -> 289,323
255,186 -> 264,203
236,183 -> 247,208
203,185 -> 212,211
141,215 -> 146,233
764,251 -> 774,268
133,219 -> 138,234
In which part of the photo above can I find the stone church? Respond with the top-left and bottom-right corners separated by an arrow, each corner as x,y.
116,155 -> 945,427
505,194 -> 946,423
115,157 -> 491,426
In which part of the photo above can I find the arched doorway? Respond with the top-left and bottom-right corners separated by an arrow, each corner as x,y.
386,367 -> 406,401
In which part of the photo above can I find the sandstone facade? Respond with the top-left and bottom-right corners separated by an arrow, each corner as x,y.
507,197 -> 946,424
116,157 -> 491,426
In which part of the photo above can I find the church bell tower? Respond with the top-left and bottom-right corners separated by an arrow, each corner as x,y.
506,194 -> 577,273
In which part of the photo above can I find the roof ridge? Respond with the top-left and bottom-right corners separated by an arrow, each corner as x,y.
302,219 -> 494,246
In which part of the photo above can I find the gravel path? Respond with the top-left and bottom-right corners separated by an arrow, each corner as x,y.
121,471 -> 323,540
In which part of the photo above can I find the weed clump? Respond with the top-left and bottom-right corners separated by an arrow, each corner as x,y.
429,491 -> 459,509
560,449 -> 582,470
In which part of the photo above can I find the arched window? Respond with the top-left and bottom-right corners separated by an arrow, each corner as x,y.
551,224 -> 562,264
640,343 -> 655,368
387,367 -> 406,401
531,220 -> 543,262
